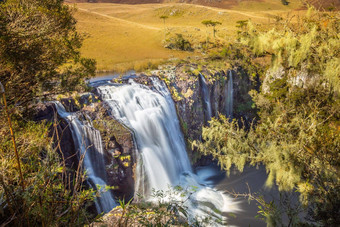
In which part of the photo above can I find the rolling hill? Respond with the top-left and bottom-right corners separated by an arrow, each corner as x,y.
66,1 -> 247,9
66,0 -> 338,72
66,0 -> 340,10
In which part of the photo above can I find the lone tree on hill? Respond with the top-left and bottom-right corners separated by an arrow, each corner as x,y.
202,20 -> 222,38
160,15 -> 169,40
201,20 -> 222,47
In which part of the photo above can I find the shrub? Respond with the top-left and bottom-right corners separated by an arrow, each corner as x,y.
165,34 -> 193,51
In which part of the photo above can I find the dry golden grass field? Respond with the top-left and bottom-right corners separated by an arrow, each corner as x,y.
68,0 -> 307,72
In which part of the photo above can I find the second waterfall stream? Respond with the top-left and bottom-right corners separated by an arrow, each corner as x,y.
96,77 -> 238,224
54,102 -> 117,213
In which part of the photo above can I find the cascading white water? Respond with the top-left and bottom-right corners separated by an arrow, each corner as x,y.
54,102 -> 116,213
225,70 -> 234,119
97,80 -> 191,192
199,73 -> 213,123
96,78 -> 238,225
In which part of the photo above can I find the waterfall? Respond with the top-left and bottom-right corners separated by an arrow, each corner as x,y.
54,102 -> 117,213
199,73 -> 212,123
97,80 -> 191,192
225,70 -> 234,119
96,78 -> 238,224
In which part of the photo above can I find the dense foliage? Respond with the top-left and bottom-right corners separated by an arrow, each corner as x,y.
0,116 -> 96,226
194,9 -> 340,226
0,0 -> 97,226
0,0 -> 95,106
242,7 -> 340,92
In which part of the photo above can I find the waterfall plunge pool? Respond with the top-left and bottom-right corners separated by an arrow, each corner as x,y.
196,164 -> 275,227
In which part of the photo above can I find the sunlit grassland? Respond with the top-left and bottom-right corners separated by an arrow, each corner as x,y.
74,9 -> 189,72
70,0 -> 304,72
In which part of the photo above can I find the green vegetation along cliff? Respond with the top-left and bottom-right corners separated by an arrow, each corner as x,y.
194,8 -> 340,226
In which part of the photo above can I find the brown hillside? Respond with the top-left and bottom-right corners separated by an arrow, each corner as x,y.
305,0 -> 340,10
66,0 -> 340,10
65,0 -> 254,9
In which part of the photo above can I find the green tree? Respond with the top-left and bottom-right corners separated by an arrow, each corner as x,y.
201,20 -> 222,44
0,1 -> 98,225
194,9 -> 340,226
0,0 -> 95,106
160,15 -> 168,41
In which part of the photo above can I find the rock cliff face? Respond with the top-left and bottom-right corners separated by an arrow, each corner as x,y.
150,64 -> 256,156
85,102 -> 135,199
34,103 -> 79,170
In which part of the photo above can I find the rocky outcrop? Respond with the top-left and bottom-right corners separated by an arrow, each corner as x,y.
148,64 -> 256,164
150,64 -> 256,141
232,67 -> 258,127
59,92 -> 98,113
85,103 -> 135,200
